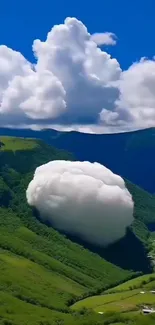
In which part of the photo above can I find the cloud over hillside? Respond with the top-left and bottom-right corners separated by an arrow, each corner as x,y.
26,160 -> 134,246
0,17 -> 155,133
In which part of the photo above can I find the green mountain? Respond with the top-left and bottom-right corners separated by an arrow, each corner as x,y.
0,136 -> 154,325
0,136 -> 135,325
1,127 -> 155,193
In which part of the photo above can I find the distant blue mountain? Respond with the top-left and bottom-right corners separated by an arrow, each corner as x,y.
0,127 -> 155,193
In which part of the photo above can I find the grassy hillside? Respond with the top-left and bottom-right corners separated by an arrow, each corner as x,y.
1,127 -> 155,193
106,273 -> 155,293
0,136 -> 135,325
72,274 -> 155,324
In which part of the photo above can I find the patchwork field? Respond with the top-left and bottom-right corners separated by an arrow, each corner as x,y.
72,274 -> 155,314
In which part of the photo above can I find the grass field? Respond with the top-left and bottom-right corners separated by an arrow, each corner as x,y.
72,273 -> 155,314
94,292 -> 155,313
0,136 -> 38,151
72,289 -> 140,310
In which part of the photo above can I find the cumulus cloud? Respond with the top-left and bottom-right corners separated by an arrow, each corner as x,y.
26,160 -> 134,246
101,58 -> 155,132
0,18 -> 121,129
0,17 -> 155,133
91,32 -> 117,46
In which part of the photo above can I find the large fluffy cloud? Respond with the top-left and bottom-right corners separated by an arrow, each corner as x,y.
0,17 -> 155,133
101,58 -> 155,132
26,160 -> 134,246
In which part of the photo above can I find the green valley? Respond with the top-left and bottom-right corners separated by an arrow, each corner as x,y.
0,136 -> 155,325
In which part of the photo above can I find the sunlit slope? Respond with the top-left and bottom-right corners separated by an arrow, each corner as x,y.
72,273 -> 155,314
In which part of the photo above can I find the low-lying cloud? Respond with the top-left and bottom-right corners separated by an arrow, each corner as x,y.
26,160 -> 134,246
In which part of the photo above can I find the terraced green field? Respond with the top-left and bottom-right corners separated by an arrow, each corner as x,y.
72,289 -> 140,310
72,274 -> 155,315
94,292 -> 155,313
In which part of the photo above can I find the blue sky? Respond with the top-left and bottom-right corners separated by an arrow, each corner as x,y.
0,0 -> 155,133
0,0 -> 154,69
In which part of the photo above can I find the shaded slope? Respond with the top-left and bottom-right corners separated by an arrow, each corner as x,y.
97,180 -> 155,272
57,179 -> 155,273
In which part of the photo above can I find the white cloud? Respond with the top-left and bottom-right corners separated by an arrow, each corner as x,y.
26,160 -> 134,246
100,58 -> 155,132
0,17 -> 121,129
0,18 -> 155,133
1,71 -> 66,120
32,17 -> 120,125
91,32 -> 117,46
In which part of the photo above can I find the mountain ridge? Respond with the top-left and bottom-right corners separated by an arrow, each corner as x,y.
0,127 -> 155,193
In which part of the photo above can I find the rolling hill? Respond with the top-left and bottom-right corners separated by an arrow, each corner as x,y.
1,127 -> 155,193
0,136 -> 155,325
